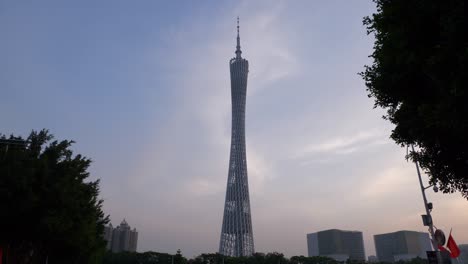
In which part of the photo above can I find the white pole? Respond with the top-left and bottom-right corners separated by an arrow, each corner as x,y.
411,145 -> 440,262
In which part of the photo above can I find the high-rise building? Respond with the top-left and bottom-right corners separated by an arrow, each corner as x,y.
129,228 -> 138,252
374,230 -> 432,262
111,227 -> 121,252
104,223 -> 113,250
219,18 -> 254,257
307,229 -> 366,261
104,219 -> 138,253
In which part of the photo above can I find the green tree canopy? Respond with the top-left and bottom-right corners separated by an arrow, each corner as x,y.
0,130 -> 108,263
361,0 -> 468,198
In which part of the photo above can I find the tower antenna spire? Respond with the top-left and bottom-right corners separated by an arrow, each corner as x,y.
236,17 -> 242,58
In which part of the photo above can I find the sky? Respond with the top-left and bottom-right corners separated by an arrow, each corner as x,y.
1,0 -> 468,258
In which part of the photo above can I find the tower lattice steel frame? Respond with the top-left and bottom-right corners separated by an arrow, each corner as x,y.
219,18 -> 255,257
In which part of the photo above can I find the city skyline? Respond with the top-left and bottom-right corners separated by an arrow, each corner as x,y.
105,219 -> 139,253
1,0 -> 468,258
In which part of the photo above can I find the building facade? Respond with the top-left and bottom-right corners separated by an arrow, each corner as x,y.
104,219 -> 138,253
104,223 -> 114,250
374,230 -> 432,262
457,244 -> 468,264
307,229 -> 366,261
368,255 -> 378,263
219,18 -> 255,257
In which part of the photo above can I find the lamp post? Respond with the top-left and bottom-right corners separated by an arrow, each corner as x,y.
411,145 -> 438,248
410,145 -> 442,264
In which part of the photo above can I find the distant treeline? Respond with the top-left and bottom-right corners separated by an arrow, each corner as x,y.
103,251 -> 428,264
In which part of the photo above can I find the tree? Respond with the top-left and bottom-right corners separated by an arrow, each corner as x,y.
102,251 -> 183,264
264,252 -> 287,264
0,130 -> 109,263
361,0 -> 468,198
175,249 -> 188,264
290,255 -> 339,264
190,253 -> 225,264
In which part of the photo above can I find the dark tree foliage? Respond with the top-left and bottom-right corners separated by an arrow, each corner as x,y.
395,257 -> 427,264
103,251 -> 433,264
0,130 -> 109,263
175,249 -> 188,264
290,255 -> 340,264
103,251 -> 187,264
185,252 -> 336,264
189,253 -> 225,264
361,0 -> 468,198
105,252 -> 338,264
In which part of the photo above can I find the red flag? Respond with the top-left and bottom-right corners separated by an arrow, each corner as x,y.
447,232 -> 460,258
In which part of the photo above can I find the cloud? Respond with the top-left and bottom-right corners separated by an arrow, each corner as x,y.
247,147 -> 274,195
6,0 -> 468,258
294,128 -> 389,160
124,2 -> 296,254
167,1 -> 293,190
184,178 -> 224,197
359,166 -> 414,199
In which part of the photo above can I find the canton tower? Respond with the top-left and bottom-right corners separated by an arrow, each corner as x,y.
219,18 -> 255,257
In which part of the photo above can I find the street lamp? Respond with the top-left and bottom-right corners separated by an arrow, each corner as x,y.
410,145 -> 442,262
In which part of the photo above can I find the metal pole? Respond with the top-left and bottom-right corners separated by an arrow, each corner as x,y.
412,145 -> 438,249
411,145 -> 441,264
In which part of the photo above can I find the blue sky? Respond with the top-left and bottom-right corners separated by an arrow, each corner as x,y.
1,0 -> 467,258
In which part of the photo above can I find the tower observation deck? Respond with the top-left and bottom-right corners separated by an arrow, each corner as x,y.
219,18 -> 255,257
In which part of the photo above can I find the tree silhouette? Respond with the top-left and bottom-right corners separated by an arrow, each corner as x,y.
0,130 -> 108,263
362,0 -> 468,198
